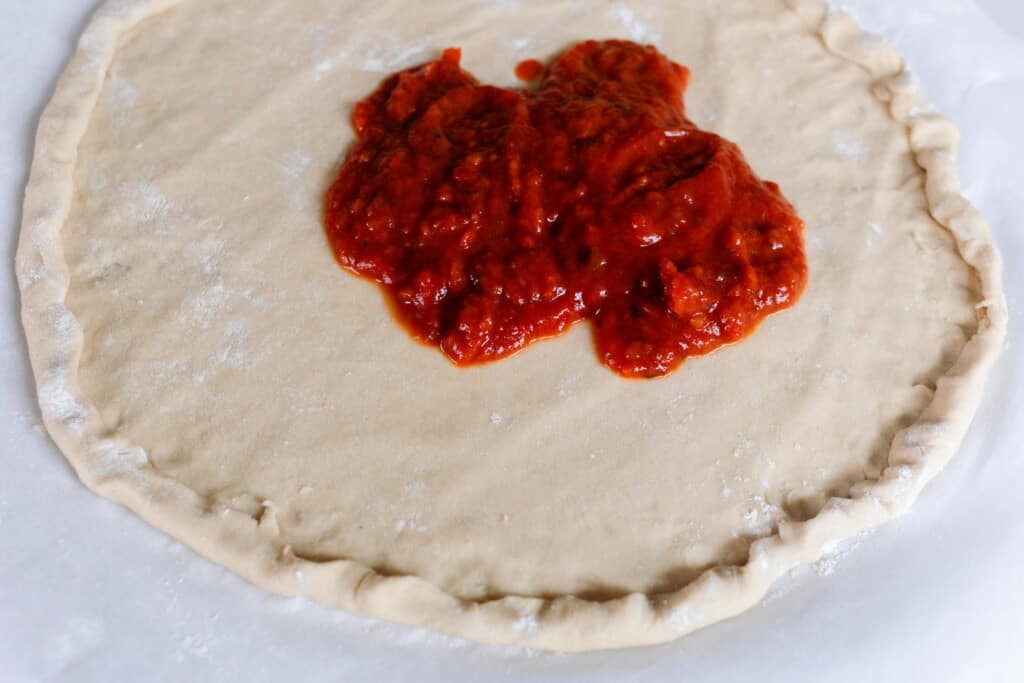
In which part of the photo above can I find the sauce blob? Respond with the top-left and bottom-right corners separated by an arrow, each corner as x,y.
325,41 -> 807,377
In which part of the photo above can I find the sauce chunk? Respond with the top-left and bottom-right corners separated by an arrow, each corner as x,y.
325,41 -> 807,377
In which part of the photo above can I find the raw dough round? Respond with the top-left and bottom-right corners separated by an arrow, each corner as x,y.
18,0 -> 1006,650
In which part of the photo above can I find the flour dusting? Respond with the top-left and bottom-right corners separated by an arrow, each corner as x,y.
118,181 -> 178,229
360,38 -> 432,73
278,149 -> 314,179
110,70 -> 138,128
313,46 -> 355,81
395,514 -> 428,535
186,282 -> 231,331
513,612 -> 540,634
612,6 -> 662,44
213,320 -> 252,369
557,373 -> 580,399
667,603 -> 703,631
821,131 -> 866,160
278,149 -> 317,209
814,532 -> 870,576
402,480 -> 426,496
38,310 -> 87,424
506,37 -> 533,53
742,495 -> 785,536
182,230 -> 226,278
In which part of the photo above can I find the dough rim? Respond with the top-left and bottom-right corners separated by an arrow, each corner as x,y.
16,0 -> 1007,651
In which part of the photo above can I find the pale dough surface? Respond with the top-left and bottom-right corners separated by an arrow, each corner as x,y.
17,0 -> 1006,650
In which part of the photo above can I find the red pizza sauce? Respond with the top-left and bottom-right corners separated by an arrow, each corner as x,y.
324,41 -> 807,377
514,58 -> 545,82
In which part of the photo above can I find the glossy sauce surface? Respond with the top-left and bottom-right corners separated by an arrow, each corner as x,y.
325,41 -> 807,377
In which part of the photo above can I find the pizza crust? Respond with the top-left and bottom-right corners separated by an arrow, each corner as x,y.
17,0 -> 1006,651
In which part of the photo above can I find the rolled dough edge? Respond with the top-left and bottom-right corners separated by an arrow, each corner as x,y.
15,0 -> 1008,651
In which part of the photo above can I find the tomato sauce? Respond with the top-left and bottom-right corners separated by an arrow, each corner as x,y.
325,41 -> 807,377
514,58 -> 545,82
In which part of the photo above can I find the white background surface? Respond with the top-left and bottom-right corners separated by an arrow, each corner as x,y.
1,1 -> 1022,681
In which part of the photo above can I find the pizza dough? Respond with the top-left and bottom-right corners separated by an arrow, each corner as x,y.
17,0 -> 1006,651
